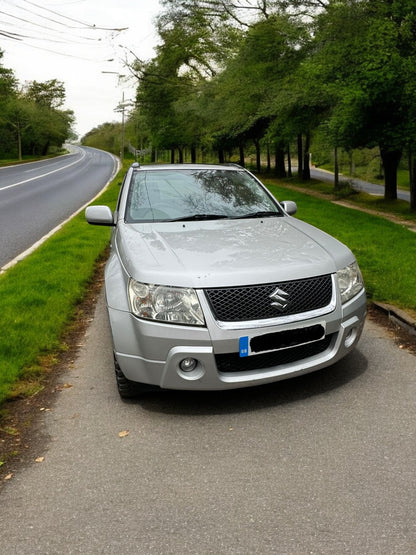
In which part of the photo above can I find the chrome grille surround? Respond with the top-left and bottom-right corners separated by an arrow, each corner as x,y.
204,274 -> 336,329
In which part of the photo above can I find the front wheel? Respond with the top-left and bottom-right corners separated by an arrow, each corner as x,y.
113,354 -> 153,398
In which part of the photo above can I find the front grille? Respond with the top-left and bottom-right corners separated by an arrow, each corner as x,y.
204,275 -> 332,322
215,333 -> 334,373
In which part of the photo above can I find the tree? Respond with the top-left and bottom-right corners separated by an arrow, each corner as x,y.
134,56 -> 190,160
82,122 -> 122,154
25,105 -> 74,155
23,79 -> 66,109
0,49 -> 18,157
307,0 -> 416,200
0,67 -> 74,159
123,0 -> 416,207
158,0 -> 240,78
194,13 -> 308,168
0,49 -> 17,98
2,97 -> 35,160
132,0 -> 243,161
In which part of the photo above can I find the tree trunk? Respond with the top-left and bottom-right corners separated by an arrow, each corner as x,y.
254,138 -> 261,172
287,144 -> 292,178
218,149 -> 225,164
16,123 -> 23,161
178,147 -> 184,164
239,143 -> 245,167
297,134 -> 303,178
191,146 -> 196,163
410,147 -> 416,212
274,144 -> 286,178
302,132 -> 311,181
334,146 -> 340,190
380,147 -> 401,200
170,149 -> 175,164
348,149 -> 355,176
41,141 -> 50,156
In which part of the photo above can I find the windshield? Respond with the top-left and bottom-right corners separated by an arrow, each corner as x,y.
125,168 -> 283,223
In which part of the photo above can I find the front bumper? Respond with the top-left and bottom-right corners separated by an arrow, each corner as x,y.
108,286 -> 367,391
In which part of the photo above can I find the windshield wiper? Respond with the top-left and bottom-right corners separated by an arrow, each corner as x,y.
170,214 -> 228,222
232,211 -> 282,219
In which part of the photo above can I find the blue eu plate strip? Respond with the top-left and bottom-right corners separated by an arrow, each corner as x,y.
239,336 -> 249,357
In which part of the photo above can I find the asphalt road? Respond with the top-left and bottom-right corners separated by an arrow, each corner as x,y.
310,167 -> 411,202
0,288 -> 414,554
0,146 -> 118,269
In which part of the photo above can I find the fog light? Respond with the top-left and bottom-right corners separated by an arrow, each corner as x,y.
180,358 -> 197,372
344,328 -> 357,348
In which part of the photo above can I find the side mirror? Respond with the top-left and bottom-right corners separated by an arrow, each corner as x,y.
85,205 -> 115,226
281,200 -> 297,216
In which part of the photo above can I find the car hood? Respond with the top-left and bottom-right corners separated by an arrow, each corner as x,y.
115,217 -> 354,288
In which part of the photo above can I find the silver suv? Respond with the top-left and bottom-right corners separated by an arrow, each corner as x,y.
86,163 -> 366,397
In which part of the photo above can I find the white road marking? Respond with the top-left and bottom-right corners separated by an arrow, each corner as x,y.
0,149 -> 120,273
0,148 -> 87,192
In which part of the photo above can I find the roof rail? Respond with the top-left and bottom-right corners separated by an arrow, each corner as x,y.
222,162 -> 243,168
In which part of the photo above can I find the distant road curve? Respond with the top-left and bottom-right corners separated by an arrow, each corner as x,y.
310,167 -> 411,202
0,146 -> 118,271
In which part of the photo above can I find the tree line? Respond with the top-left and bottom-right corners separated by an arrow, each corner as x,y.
84,0 -> 416,210
0,50 -> 74,161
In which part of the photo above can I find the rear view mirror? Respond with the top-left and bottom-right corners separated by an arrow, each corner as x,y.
280,201 -> 297,215
85,205 -> 115,226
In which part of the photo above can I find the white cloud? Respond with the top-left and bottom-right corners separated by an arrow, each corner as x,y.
1,0 -> 162,137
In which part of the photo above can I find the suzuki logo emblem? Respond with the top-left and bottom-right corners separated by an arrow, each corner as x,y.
269,287 -> 290,311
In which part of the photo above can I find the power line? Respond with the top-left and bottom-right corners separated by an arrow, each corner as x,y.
1,32 -> 116,62
2,0 -> 123,41
0,8 -> 97,40
0,0 -> 127,62
0,18 -> 104,47
22,0 -> 128,31
0,30 -> 22,40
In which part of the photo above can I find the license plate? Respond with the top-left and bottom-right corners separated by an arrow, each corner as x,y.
239,323 -> 326,357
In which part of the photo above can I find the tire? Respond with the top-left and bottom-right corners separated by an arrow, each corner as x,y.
113,354 -> 151,399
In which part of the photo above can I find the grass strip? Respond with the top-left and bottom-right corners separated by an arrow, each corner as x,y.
0,168 -> 122,405
285,177 -> 416,223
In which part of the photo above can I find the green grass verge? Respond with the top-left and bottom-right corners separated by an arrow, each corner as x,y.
0,167 -> 122,405
274,176 -> 416,222
0,167 -> 415,406
0,150 -> 68,168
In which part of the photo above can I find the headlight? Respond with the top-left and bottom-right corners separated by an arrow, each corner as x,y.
337,261 -> 364,304
128,279 -> 205,326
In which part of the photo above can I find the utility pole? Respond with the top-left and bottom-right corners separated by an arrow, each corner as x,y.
102,72 -> 130,163
120,92 -> 126,163
114,91 -> 133,164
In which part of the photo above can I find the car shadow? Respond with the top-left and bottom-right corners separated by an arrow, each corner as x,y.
130,348 -> 368,416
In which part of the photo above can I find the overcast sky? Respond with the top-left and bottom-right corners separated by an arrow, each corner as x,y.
1,0 -> 162,137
